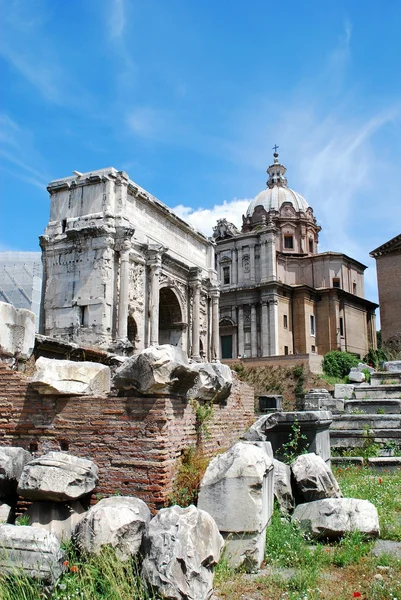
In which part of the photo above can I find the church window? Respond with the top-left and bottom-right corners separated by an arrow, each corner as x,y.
353,282 -> 357,294
311,344 -> 316,353
283,314 -> 288,328
284,235 -> 294,249
332,277 -> 340,288
310,314 -> 315,336
309,238 -> 314,253
223,266 -> 230,285
340,317 -> 344,337
284,345 -> 289,355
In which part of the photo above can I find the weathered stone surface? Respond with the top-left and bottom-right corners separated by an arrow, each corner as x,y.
356,362 -> 375,373
187,362 -> 232,403
0,447 -> 32,497
0,302 -> 36,360
198,442 -> 274,569
291,453 -> 342,502
26,500 -> 86,542
334,383 -> 355,399
30,356 -> 111,396
0,524 -> 65,581
371,539 -> 401,559
113,345 -> 198,395
198,442 -> 273,533
303,390 -> 332,411
292,498 -> 380,540
18,452 -> 98,501
142,505 -> 223,600
384,361 -> 401,372
273,459 -> 294,515
0,502 -> 12,524
348,370 -> 366,383
243,411 -> 332,463
74,496 -> 151,560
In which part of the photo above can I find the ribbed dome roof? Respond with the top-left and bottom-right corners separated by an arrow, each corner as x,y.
246,150 -> 309,217
246,186 -> 309,216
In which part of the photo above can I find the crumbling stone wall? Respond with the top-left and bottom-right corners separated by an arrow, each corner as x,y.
0,364 -> 254,510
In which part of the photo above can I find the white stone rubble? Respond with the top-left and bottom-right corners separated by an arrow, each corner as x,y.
30,356 -> 111,395
188,361 -> 232,403
292,498 -> 380,539
74,496 -> 151,560
0,447 -> 32,497
142,505 -> 223,600
0,524 -> 65,581
198,441 -> 274,569
18,452 -> 98,501
113,345 -> 198,395
0,302 -> 36,360
291,453 -> 342,502
272,459 -> 294,514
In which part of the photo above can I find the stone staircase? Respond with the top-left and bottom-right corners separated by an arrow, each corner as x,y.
329,371 -> 401,453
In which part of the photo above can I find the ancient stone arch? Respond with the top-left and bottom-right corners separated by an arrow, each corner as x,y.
158,287 -> 185,348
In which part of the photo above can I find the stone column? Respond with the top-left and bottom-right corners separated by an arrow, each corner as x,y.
260,241 -> 267,280
238,305 -> 244,357
261,301 -> 269,356
211,288 -> 220,360
265,227 -> 277,282
149,257 -> 161,346
269,298 -> 279,355
237,246 -> 243,285
232,248 -> 238,285
191,278 -> 202,361
251,303 -> 258,357
250,244 -> 256,281
117,240 -> 131,340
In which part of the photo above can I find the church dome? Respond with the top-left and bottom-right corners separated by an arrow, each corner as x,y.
246,150 -> 309,217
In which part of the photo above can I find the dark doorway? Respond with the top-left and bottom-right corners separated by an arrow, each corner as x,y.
221,335 -> 233,359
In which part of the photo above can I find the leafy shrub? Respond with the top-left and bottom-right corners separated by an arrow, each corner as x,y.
363,347 -> 388,369
322,351 -> 359,378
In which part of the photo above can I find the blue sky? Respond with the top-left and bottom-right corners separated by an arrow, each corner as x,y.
1,0 -> 401,309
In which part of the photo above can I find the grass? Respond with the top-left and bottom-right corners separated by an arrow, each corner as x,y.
0,546 -> 157,600
1,467 -> 400,600
215,466 -> 401,600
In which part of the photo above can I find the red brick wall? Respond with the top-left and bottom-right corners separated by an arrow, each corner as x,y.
0,364 -> 254,511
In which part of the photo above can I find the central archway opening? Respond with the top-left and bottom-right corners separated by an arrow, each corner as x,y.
159,287 -> 184,347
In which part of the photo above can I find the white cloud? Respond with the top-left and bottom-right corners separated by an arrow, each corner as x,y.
173,199 -> 250,237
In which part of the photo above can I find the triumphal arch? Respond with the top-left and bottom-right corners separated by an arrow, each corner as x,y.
40,168 -> 220,360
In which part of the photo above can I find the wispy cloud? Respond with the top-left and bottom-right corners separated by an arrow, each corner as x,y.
0,0 -> 90,107
109,0 -> 126,39
127,107 -> 173,140
0,114 -> 49,190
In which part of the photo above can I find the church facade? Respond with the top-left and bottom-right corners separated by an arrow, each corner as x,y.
40,168 -> 220,360
214,152 -> 377,359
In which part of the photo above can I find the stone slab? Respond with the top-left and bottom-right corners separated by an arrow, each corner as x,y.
383,361 -> 401,373
334,384 -> 355,399
30,356 -> 111,396
344,399 -> 401,414
371,539 -> 401,559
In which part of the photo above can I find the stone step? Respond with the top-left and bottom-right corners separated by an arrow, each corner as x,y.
331,414 -> 401,430
371,372 -> 401,385
344,399 -> 401,414
353,385 -> 401,399
330,429 -> 401,449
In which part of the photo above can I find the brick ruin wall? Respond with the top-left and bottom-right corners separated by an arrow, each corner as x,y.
0,364 -> 255,511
